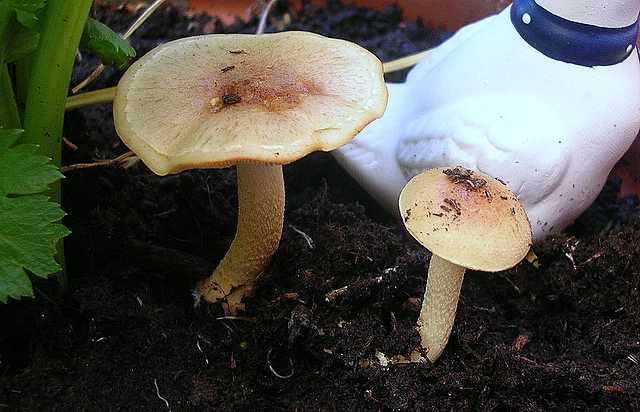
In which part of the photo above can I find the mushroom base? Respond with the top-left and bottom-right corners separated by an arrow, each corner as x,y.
417,255 -> 466,362
196,163 -> 285,314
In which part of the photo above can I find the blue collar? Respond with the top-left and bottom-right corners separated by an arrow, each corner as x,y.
511,0 -> 639,67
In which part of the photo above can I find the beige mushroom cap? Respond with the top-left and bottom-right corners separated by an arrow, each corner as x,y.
399,167 -> 532,272
113,31 -> 387,175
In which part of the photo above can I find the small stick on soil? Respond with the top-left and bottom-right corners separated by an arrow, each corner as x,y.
501,274 -> 522,295
511,334 -> 530,353
60,151 -> 138,173
214,316 -> 256,322
63,137 -> 78,151
196,338 -> 209,365
563,237 -> 580,270
267,348 -> 294,379
325,285 -> 348,302
325,274 -> 385,302
580,249 -> 605,266
289,225 -> 315,249
272,292 -> 305,304
153,378 -> 171,412
72,65 -> 106,95
602,385 -> 625,394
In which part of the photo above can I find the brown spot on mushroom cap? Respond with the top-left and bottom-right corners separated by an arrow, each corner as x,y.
113,31 -> 387,175
399,167 -> 532,272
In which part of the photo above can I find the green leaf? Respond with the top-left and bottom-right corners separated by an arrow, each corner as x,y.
0,128 -> 22,149
6,0 -> 46,29
0,141 -> 63,196
4,24 -> 39,63
80,17 -> 136,70
0,128 -> 69,303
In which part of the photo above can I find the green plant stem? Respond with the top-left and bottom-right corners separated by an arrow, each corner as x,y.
22,0 -> 92,169
0,64 -> 20,128
21,0 -> 92,284
0,5 -> 19,129
0,4 -> 10,59
65,86 -> 116,111
14,57 -> 31,114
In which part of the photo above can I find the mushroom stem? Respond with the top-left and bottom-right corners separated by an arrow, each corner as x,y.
197,163 -> 285,314
418,255 -> 466,362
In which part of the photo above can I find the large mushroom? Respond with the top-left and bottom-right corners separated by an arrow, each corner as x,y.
399,166 -> 532,362
113,31 -> 387,313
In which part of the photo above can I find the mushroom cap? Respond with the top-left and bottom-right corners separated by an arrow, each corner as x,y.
113,31 -> 387,175
399,167 -> 532,272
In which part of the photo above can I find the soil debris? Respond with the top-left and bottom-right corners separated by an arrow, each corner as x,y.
602,385 -> 625,394
443,166 -> 487,190
443,198 -> 461,215
222,93 -> 242,105
511,334 -> 530,353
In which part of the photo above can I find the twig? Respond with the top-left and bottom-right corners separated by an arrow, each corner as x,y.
382,49 -> 433,73
325,285 -> 348,302
511,334 -> 530,353
501,274 -> 521,295
271,291 -> 305,304
289,225 -> 314,249
121,0 -> 167,39
153,378 -> 171,412
72,65 -> 105,94
196,337 -> 209,365
215,316 -> 256,322
60,151 -> 137,173
602,385 -> 625,394
267,347 -> 294,379
325,275 -> 384,302
256,0 -> 278,35
63,137 -> 79,151
563,237 -> 580,270
326,267 -> 396,303
72,0 -> 168,94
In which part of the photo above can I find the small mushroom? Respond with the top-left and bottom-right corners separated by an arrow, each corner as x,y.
113,32 -> 387,313
399,166 -> 532,362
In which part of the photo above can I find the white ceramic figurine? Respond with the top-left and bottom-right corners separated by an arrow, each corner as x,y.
333,0 -> 640,241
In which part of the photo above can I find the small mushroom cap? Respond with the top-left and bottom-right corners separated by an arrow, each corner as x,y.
399,167 -> 532,272
113,31 -> 387,175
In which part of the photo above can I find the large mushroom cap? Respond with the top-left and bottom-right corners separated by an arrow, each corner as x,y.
113,31 -> 387,175
399,167 -> 532,272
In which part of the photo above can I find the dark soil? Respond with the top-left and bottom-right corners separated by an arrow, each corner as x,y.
2,1 -> 639,410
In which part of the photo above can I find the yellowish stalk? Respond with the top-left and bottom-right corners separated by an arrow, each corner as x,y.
197,164 -> 285,314
417,255 -> 465,362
